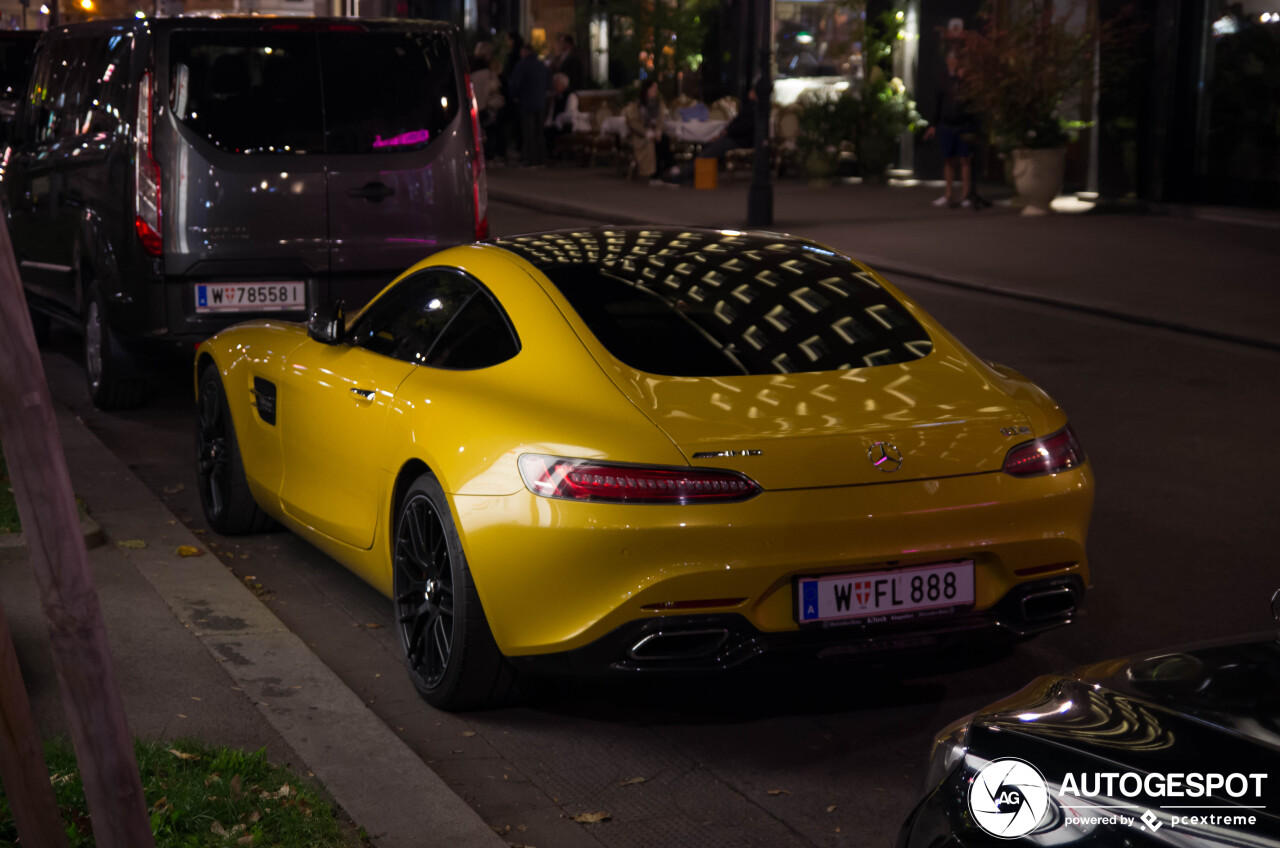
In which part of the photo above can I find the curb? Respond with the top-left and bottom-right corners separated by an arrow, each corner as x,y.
53,404 -> 507,848
0,501 -> 106,552
490,186 -> 1280,353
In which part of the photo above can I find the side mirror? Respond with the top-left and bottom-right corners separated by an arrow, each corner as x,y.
306,300 -> 345,345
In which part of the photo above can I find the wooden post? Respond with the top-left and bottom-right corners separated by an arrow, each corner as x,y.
0,602 -> 69,848
0,220 -> 155,844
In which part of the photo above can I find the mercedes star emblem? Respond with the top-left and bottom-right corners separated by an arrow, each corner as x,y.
868,442 -> 904,472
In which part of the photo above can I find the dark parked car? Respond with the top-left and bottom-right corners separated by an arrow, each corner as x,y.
0,30 -> 40,136
899,623 -> 1280,846
5,17 -> 486,409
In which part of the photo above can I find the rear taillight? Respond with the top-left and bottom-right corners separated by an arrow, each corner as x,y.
134,70 -> 161,257
518,455 -> 762,504
1002,426 -> 1086,477
463,72 -> 488,241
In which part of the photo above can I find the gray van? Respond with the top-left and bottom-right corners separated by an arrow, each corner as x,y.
6,17 -> 486,409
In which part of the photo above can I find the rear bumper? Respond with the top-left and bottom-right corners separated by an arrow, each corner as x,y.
510,575 -> 1084,675
455,463 -> 1094,657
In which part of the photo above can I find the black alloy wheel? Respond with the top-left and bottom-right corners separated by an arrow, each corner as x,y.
394,491 -> 456,691
196,367 -> 272,535
393,473 -> 514,710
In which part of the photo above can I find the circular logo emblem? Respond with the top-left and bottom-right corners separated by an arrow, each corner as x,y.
968,758 -> 1049,838
867,441 -> 903,472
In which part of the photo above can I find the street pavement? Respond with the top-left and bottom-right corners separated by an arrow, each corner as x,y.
2,166 -> 1278,847
0,404 -> 506,848
488,165 -> 1280,350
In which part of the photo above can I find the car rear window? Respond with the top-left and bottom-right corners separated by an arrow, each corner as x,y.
0,36 -> 38,98
512,230 -> 934,377
168,28 -> 458,156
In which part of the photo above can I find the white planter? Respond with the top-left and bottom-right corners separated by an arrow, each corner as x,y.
1011,147 -> 1067,216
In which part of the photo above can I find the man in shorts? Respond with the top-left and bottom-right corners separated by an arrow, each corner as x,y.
923,51 -> 978,207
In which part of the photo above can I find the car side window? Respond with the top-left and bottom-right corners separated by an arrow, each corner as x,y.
347,269 -> 519,370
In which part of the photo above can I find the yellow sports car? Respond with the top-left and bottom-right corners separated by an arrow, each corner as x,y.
195,227 -> 1093,709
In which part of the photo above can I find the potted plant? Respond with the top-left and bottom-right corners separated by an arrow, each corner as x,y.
957,0 -> 1128,213
851,11 -> 925,181
795,12 -> 924,183
796,87 -> 859,181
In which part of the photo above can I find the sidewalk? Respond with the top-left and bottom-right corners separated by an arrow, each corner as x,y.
0,405 -> 505,848
489,166 -> 1280,350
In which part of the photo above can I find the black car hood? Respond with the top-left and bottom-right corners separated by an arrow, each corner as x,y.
961,635 -> 1280,843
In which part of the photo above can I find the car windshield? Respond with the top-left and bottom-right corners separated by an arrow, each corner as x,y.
506,230 -> 934,377
168,28 -> 458,155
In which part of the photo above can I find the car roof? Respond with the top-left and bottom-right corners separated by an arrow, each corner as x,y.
489,227 -> 840,273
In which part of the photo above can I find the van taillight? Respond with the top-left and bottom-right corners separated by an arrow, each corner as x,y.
134,71 -> 162,257
463,73 -> 488,241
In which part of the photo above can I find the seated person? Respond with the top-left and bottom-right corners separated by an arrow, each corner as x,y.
544,72 -> 581,158
663,87 -> 757,183
622,78 -> 673,183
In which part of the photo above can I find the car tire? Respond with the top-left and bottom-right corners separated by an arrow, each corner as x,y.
393,473 -> 515,710
196,365 -> 274,535
84,283 -> 147,410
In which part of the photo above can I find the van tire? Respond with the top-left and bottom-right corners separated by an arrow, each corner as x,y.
83,283 -> 147,410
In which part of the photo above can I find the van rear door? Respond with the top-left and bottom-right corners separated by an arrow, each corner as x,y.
319,26 -> 477,309
162,26 -> 329,333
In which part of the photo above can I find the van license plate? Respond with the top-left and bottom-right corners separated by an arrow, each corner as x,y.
195,282 -> 306,313
797,560 -> 975,623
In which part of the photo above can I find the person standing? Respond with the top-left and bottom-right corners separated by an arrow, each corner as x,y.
551,34 -> 585,92
508,42 -> 550,166
923,51 -> 979,207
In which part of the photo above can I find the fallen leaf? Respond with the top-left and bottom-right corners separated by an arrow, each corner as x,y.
176,545 -> 204,557
619,777 -> 646,787
767,789 -> 791,796
570,811 -> 611,824
168,749 -> 200,761
826,805 -> 837,813
248,811 -> 261,824
211,821 -> 228,837
461,730 -> 477,738
163,483 -> 185,494
237,837 -> 253,847
363,622 -> 384,629
193,528 -> 206,535
276,783 -> 292,798
116,539 -> 147,549
230,775 -> 243,799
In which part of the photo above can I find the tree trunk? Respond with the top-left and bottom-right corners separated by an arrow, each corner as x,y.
0,215 -> 155,847
0,601 -> 69,848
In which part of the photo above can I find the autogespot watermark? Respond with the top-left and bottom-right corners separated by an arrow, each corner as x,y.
968,759 -> 1270,839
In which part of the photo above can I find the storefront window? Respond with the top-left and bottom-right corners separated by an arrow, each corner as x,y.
1196,0 -> 1280,190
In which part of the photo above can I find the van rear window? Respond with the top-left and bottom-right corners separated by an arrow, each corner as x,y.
169,29 -> 458,156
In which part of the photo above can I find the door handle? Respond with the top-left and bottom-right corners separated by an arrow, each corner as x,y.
350,388 -> 375,401
346,181 -> 395,202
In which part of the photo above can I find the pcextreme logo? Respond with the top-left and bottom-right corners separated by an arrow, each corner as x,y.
969,758 -> 1050,838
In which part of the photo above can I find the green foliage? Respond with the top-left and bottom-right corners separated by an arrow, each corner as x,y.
0,739 -> 361,848
795,10 -> 924,178
957,0 -> 1133,150
0,446 -> 19,534
600,0 -> 718,89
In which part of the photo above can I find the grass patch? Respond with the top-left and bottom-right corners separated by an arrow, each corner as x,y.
0,739 -> 366,847
0,447 -> 18,534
